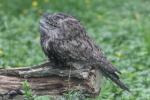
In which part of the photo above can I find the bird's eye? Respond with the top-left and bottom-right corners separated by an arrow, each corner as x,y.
45,18 -> 58,28
48,22 -> 58,28
53,15 -> 63,21
52,23 -> 57,27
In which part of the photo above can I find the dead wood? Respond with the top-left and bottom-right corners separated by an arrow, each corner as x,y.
0,61 -> 102,100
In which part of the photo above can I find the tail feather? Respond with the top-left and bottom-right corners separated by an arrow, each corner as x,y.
100,67 -> 130,91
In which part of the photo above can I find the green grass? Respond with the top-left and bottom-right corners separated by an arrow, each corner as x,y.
0,0 -> 150,99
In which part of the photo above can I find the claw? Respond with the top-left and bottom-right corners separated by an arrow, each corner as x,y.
7,89 -> 23,99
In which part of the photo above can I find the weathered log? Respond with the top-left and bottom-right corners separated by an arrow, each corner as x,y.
0,61 -> 102,100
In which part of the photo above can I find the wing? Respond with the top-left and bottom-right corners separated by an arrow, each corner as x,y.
50,34 -> 129,91
56,36 -> 98,61
51,33 -> 119,70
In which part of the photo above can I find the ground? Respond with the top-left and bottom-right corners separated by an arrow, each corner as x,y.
0,0 -> 150,99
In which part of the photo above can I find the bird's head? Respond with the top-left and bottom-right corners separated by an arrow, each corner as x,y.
39,13 -> 85,38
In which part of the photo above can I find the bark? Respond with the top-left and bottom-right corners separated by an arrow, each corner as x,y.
0,61 -> 102,100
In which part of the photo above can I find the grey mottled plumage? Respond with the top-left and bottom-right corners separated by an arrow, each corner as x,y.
39,13 -> 129,91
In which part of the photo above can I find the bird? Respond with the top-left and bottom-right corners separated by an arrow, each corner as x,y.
39,12 -> 129,91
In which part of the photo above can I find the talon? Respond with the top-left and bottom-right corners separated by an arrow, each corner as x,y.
7,89 -> 23,99
8,90 -> 17,99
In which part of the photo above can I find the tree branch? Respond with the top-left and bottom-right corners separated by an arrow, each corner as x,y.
0,61 -> 102,99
